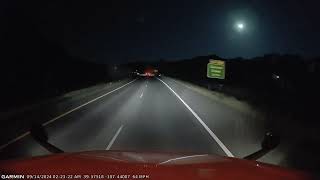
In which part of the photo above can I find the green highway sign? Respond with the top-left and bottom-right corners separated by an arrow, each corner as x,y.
207,60 -> 225,79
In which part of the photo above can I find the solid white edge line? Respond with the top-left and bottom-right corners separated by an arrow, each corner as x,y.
158,154 -> 208,165
43,79 -> 137,126
157,78 -> 234,157
106,125 -> 124,150
0,79 -> 136,150
0,132 -> 30,150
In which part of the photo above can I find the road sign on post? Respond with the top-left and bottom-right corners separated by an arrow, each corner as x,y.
207,60 -> 225,79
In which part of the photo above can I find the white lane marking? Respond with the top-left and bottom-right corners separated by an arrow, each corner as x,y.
0,79 -> 136,150
140,82 -> 147,98
159,154 -> 208,165
43,79 -> 137,126
106,125 -> 124,150
157,78 -> 234,157
0,132 -> 30,151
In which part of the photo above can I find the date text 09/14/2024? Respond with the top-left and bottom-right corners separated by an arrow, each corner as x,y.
0,174 -> 150,179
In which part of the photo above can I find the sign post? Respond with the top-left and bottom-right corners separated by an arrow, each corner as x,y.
207,60 -> 225,79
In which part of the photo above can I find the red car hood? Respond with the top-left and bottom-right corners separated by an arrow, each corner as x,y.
0,151 -> 313,180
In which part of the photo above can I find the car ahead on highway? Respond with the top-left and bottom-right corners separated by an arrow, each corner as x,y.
0,126 -> 314,180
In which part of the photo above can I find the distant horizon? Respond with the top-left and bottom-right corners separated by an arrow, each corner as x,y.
93,52 -> 319,65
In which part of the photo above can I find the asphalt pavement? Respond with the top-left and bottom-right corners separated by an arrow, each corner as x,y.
0,76 -> 265,163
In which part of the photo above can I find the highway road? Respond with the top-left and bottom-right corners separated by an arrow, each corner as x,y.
0,76 -> 267,163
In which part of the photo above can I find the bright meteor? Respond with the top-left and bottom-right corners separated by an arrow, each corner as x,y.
235,22 -> 245,32
237,23 -> 244,29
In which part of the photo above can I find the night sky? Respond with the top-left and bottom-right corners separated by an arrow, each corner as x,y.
1,0 -> 320,63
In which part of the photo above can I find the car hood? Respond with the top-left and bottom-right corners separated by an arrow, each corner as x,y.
0,151 -> 313,180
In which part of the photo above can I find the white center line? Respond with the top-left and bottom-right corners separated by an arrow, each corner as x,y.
140,83 -> 147,98
0,79 -> 137,150
157,78 -> 234,157
106,125 -> 124,150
